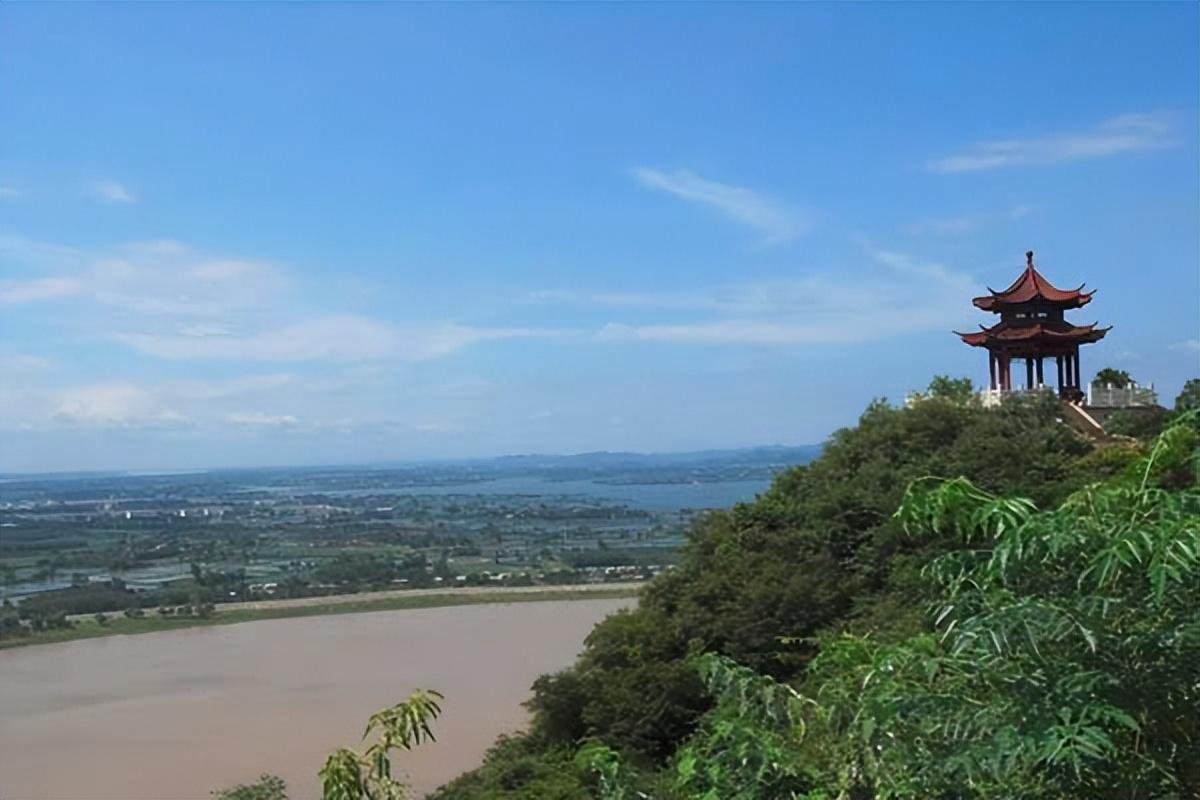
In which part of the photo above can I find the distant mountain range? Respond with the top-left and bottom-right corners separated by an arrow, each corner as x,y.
485,445 -> 823,470
0,445 -> 823,489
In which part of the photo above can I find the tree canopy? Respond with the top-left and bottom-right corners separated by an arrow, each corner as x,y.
432,380 -> 1159,800
220,379 -> 1198,800
1093,367 -> 1134,388
586,417 -> 1200,799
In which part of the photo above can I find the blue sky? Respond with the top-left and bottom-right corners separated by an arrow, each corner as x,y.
1,3 -> 1197,472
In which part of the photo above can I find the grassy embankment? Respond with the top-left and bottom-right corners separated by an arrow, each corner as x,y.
0,584 -> 642,651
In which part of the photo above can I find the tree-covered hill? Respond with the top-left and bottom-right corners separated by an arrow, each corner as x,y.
433,381 -> 1192,799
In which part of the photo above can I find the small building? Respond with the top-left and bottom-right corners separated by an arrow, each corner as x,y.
957,250 -> 1109,400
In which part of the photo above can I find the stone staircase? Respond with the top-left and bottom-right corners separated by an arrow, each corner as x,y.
1060,400 -> 1110,441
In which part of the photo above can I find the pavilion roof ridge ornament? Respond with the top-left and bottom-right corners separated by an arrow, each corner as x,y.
971,247 -> 1095,312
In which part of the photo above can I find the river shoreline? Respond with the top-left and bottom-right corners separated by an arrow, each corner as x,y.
0,582 -> 643,652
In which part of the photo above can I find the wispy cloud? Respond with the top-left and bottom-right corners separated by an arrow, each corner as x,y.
7,372 -> 302,432
0,276 -> 85,304
1171,339 -> 1200,354
575,245 -> 980,347
0,246 -> 281,316
123,239 -> 189,255
91,180 -> 138,204
3,233 -> 567,366
226,411 -> 300,427
930,112 -> 1175,173
0,186 -> 21,200
114,317 -> 554,363
632,168 -> 811,244
54,383 -> 186,427
0,353 -> 56,371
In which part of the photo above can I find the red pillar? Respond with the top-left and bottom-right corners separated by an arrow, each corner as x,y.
1026,358 -> 1034,390
988,352 -> 997,390
1073,348 -> 1081,391
1056,356 -> 1064,394
1036,358 -> 1044,388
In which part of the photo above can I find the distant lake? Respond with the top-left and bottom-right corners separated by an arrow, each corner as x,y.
0,597 -> 634,799
255,476 -> 772,512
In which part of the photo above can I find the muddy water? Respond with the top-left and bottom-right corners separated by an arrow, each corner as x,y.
0,598 -> 633,799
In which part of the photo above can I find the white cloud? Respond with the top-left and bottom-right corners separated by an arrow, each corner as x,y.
6,374 -> 300,432
4,234 -> 559,365
930,112 -> 1175,172
532,280 -> 902,316
0,186 -> 21,199
586,245 -> 979,347
597,320 -> 858,345
123,239 -> 189,255
88,256 -> 283,317
1170,339 -> 1200,354
0,240 -> 283,317
115,317 -> 552,362
226,411 -> 300,427
0,276 -> 85,303
92,180 -> 138,204
54,383 -> 185,427
411,421 -> 467,434
632,168 -> 811,244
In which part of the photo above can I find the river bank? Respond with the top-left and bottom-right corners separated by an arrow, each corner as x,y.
0,582 -> 643,651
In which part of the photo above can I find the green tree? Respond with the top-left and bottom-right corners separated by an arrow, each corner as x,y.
0,564 -> 15,602
618,421 -> 1200,800
319,689 -> 444,800
922,374 -> 975,404
438,389 -> 1108,799
1092,367 -> 1133,387
1175,378 -> 1200,413
214,775 -> 288,800
1105,405 -> 1169,439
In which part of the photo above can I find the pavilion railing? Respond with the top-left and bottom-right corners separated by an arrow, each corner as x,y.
976,386 -> 1056,408
1087,383 -> 1158,408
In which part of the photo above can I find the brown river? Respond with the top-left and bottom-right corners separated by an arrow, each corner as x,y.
0,597 -> 633,799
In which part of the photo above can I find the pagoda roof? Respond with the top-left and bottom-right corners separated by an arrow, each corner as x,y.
972,251 -> 1095,312
956,319 -> 1111,349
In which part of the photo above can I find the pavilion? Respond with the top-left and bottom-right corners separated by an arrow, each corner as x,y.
957,251 -> 1110,399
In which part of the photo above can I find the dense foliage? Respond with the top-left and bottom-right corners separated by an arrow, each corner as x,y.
1177,379 -> 1200,414
586,417 -> 1199,798
208,378 -> 1198,799
1092,367 -> 1134,388
214,774 -> 289,800
432,382 -> 1159,799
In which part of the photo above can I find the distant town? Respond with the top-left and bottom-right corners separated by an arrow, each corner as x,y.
0,446 -> 817,638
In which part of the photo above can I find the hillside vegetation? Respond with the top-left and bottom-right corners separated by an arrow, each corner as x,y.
216,379 -> 1198,800
430,381 -> 1198,799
